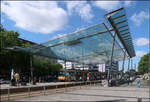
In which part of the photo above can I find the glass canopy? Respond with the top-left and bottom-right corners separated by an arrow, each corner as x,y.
105,8 -> 135,58
18,23 -> 127,64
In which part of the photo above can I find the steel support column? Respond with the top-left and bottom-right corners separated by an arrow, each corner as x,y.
122,52 -> 126,72
121,52 -> 126,79
128,58 -> 130,71
82,63 -> 85,82
131,59 -> 133,69
134,64 -> 136,70
82,47 -> 85,82
127,58 -> 131,82
63,44 -> 67,82
64,60 -> 67,91
64,60 -> 67,80
107,32 -> 117,85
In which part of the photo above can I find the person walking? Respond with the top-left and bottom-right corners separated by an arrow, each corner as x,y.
137,79 -> 141,88
127,77 -> 130,85
14,73 -> 20,87
130,77 -> 133,86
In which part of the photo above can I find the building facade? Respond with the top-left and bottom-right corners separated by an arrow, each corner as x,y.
59,61 -> 100,71
98,61 -> 119,73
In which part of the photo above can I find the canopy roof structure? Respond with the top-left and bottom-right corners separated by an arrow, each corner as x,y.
105,8 -> 135,58
15,23 -> 126,64
10,8 -> 135,65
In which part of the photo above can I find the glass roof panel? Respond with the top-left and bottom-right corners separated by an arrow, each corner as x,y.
42,23 -> 107,47
118,26 -> 129,32
19,23 -> 127,64
111,9 -> 125,19
105,8 -> 135,58
113,16 -> 127,25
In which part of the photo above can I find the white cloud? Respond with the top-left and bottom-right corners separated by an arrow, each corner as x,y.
135,37 -> 149,46
136,51 -> 146,57
124,0 -> 136,7
92,1 -> 121,11
124,1 -> 132,6
92,1 -> 136,11
1,17 -> 4,23
1,1 -> 68,34
51,33 -> 68,40
66,1 -> 94,21
130,11 -> 149,27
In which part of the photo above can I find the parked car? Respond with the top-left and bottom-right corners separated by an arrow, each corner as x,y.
0,79 -> 10,84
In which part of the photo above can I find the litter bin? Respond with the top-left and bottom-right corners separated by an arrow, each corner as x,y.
21,82 -> 27,86
110,80 -> 116,86
11,79 -> 16,86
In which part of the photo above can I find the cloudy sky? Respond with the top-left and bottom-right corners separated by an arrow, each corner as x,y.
1,1 -> 149,71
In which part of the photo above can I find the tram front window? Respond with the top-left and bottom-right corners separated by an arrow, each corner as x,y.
58,72 -> 69,82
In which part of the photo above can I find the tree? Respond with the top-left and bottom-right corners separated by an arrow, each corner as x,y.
33,56 -> 62,77
125,69 -> 136,76
0,25 -> 31,76
51,63 -> 62,75
138,53 -> 150,74
0,25 -> 62,78
0,25 -> 23,51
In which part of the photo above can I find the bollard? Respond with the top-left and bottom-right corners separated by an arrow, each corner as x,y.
43,86 -> 46,95
65,83 -> 67,92
8,88 -> 10,100
56,85 -> 58,93
28,87 -> 30,97
73,82 -> 75,90
86,81 -> 87,88
80,82 -> 81,89
137,98 -> 142,102
74,82 -> 76,88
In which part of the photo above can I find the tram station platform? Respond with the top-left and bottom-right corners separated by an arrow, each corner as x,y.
2,85 -> 149,102
0,81 -> 100,95
1,82 -> 75,89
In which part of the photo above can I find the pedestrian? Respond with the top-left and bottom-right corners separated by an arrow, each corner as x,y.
79,76 -> 82,81
130,77 -> 132,85
127,77 -> 130,85
137,79 -> 141,88
14,73 -> 20,87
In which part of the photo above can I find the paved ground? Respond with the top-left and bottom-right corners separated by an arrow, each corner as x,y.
2,79 -> 149,102
120,78 -> 149,88
12,86 -> 149,102
12,83 -> 149,102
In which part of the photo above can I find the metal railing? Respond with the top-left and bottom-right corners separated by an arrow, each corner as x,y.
1,80 -> 101,101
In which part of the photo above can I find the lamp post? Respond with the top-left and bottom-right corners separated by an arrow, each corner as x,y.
30,55 -> 34,85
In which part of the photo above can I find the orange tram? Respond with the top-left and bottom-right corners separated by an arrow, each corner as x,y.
58,69 -> 102,82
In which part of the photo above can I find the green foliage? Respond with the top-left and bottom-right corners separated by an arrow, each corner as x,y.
0,25 -> 22,52
33,57 -> 62,76
0,25 -> 31,75
138,53 -> 150,74
125,69 -> 136,76
51,63 -> 62,75
0,25 -> 62,77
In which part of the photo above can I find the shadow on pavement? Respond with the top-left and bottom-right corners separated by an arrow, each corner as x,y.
88,88 -> 149,92
95,99 -> 126,102
64,93 -> 149,100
